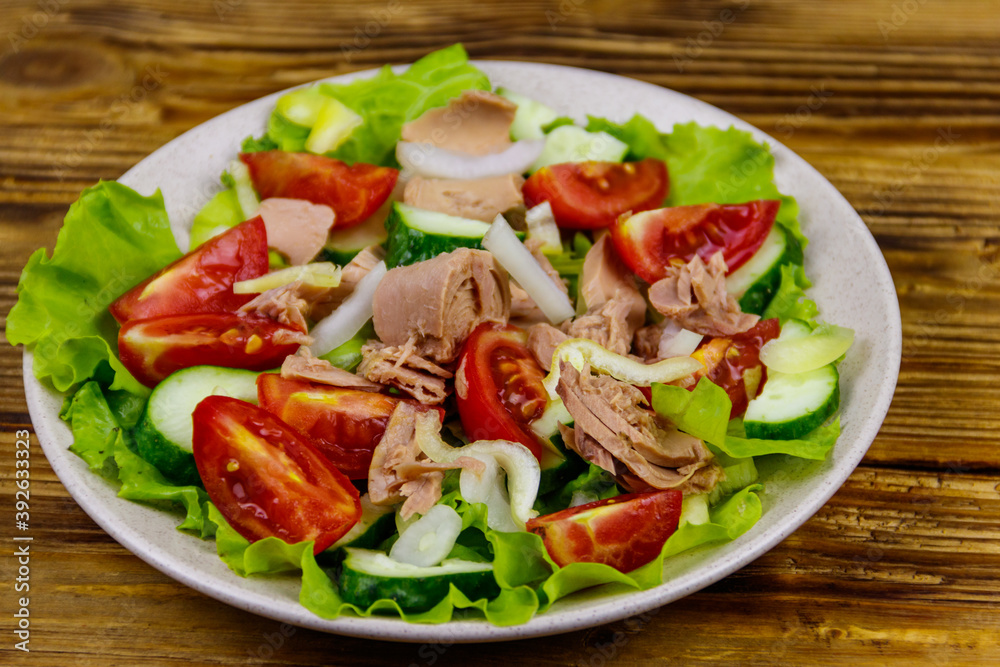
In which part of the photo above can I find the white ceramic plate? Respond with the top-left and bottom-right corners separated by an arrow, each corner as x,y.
23,61 -> 901,642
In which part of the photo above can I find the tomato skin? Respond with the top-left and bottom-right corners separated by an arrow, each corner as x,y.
455,323 -> 549,462
526,490 -> 683,572
690,317 -> 781,417
118,313 -> 305,387
109,217 -> 269,325
192,396 -> 361,553
240,151 -> 398,229
257,374 -> 439,479
610,200 -> 780,283
522,159 -> 669,230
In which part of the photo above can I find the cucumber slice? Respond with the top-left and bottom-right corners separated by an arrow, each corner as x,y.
384,202 -> 491,267
133,366 -> 261,484
679,493 -> 710,527
531,125 -> 628,172
331,495 -> 395,551
726,226 -> 794,315
744,364 -> 839,440
321,213 -> 389,265
338,548 -> 500,612
496,88 -> 559,141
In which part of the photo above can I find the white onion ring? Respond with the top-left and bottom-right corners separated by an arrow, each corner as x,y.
396,140 -> 544,180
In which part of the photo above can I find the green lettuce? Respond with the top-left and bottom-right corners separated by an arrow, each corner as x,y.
188,189 -> 243,249
248,44 -> 490,167
6,181 -> 181,395
62,382 -> 209,531
651,378 -> 839,460
762,263 -> 819,323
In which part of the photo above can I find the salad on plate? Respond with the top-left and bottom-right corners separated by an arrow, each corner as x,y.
7,45 -> 854,626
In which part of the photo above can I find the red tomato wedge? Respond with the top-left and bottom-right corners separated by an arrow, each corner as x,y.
192,396 -> 361,553
610,200 -> 780,283
522,159 -> 668,230
257,374 -> 438,480
455,323 -> 550,463
109,217 -> 268,325
239,151 -> 398,230
526,490 -> 683,572
118,313 -> 306,387
690,317 -> 781,418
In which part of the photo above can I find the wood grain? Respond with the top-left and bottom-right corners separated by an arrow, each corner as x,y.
2,0 -> 999,664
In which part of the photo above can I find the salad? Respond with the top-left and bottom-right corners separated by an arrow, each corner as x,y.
7,45 -> 854,626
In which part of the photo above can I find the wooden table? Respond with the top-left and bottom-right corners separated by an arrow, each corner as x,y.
2,0 -> 998,664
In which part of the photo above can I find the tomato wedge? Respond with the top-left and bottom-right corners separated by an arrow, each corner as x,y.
257,374 -> 439,480
610,200 -> 780,283
522,159 -> 668,230
526,490 -> 683,572
455,323 -> 549,463
690,317 -> 781,417
192,396 -> 361,553
109,217 -> 268,325
240,151 -> 398,230
118,313 -> 306,387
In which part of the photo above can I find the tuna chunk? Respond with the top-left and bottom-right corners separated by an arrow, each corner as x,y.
358,339 -> 454,405
238,280 -> 330,332
257,198 -> 334,266
579,234 -> 646,330
527,293 -> 641,370
562,292 -> 639,357
368,403 -> 485,519
372,248 -> 510,364
647,252 -> 759,336
526,323 -> 569,371
555,361 -> 719,493
400,90 -> 517,156
280,347 -> 383,391
403,174 -> 525,222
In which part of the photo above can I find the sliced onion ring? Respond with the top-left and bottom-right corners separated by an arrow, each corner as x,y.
307,260 -> 386,357
396,140 -> 544,180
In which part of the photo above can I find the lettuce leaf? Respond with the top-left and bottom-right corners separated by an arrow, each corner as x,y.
188,189 -> 243,249
62,382 -> 209,531
250,44 -> 491,167
762,263 -> 819,323
651,378 -> 838,460
7,181 -> 181,395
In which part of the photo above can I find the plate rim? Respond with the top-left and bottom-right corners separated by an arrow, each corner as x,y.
21,59 -> 901,643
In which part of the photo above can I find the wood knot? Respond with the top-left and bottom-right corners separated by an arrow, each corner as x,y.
0,42 -> 123,91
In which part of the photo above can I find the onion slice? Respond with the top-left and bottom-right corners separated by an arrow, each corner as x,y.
307,260 -> 386,357
759,323 -> 854,374
656,321 -> 704,358
483,214 -> 575,324
396,140 -> 544,181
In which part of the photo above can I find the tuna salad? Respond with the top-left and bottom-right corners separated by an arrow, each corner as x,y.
7,45 -> 854,626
